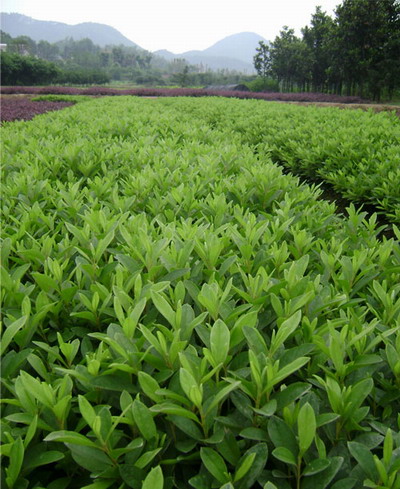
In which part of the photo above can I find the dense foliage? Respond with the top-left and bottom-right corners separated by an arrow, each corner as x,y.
254,0 -> 400,100
176,99 -> 399,223
1,97 -> 399,489
0,53 -> 60,86
0,32 -> 250,87
0,52 -> 111,86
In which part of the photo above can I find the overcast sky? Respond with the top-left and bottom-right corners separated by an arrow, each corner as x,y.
2,0 -> 341,53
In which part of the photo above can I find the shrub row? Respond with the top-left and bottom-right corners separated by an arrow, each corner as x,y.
157,98 -> 400,223
0,85 -> 366,103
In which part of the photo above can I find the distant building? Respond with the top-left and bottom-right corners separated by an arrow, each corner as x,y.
0,44 -> 7,52
205,84 -> 250,92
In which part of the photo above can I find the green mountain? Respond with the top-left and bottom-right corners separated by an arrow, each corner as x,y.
0,12 -> 140,48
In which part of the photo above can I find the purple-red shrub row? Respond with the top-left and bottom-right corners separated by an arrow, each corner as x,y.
1,97 -> 74,122
0,86 -> 366,104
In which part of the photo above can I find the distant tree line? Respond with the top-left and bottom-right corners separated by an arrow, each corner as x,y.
254,0 -> 400,100
0,51 -> 110,85
0,31 -> 252,87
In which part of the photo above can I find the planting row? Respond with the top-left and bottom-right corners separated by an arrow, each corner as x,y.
157,97 -> 400,223
0,85 -> 366,103
1,97 -> 400,489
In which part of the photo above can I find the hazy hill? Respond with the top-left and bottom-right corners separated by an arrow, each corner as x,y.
1,13 -> 268,72
155,32 -> 268,72
0,13 -> 140,48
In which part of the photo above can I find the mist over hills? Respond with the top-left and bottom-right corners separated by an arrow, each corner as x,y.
155,32 -> 267,72
0,13 -> 140,48
1,13 -> 266,72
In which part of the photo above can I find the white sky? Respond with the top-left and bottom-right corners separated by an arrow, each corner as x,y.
2,0 -> 340,53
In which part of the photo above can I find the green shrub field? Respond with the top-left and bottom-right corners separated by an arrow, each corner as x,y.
155,99 -> 400,223
1,97 -> 400,489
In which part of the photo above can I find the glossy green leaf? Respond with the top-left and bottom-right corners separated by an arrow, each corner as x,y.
298,402 -> 316,455
44,431 -> 98,447
142,465 -> 164,489
132,399 -> 157,441
272,447 -> 297,466
200,447 -> 229,484
210,319 -> 230,365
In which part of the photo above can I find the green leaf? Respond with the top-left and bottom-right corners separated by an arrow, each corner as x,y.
151,290 -> 176,328
188,473 -> 212,489
1,316 -> 27,355
239,427 -> 268,441
78,395 -> 96,428
252,399 -> 277,417
23,414 -> 38,448
383,428 -> 392,467
138,371 -> 163,403
234,452 -> 256,482
81,481 -> 114,489
150,403 -> 200,423
94,229 -> 115,263
316,413 -> 340,427
302,458 -> 330,476
205,380 -> 241,415
135,448 -> 163,469
44,431 -> 98,447
5,437 -> 24,488
24,450 -> 64,470
268,356 -> 310,388
346,378 -> 373,411
180,368 -> 201,404
273,382 -> 311,410
210,319 -> 230,365
132,399 -> 157,441
298,402 -> 316,455
330,478 -> 358,489
301,457 -> 344,489
268,416 -> 298,456
200,447 -> 230,484
66,444 -> 113,473
347,441 -> 379,481
168,415 -> 203,440
120,465 -> 146,489
271,310 -> 302,354
217,430 -> 241,465
243,326 -> 268,356
236,443 -> 268,489
142,466 -> 164,489
32,272 -> 59,291
272,447 -> 297,466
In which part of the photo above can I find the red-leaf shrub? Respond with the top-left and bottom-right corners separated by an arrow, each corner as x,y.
0,86 -> 367,103
1,97 -> 74,122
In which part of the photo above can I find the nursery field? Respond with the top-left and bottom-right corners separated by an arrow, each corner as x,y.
1,97 -> 400,489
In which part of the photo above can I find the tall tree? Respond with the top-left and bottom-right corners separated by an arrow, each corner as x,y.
302,7 -> 336,92
270,27 -> 312,91
253,41 -> 271,83
335,0 -> 400,99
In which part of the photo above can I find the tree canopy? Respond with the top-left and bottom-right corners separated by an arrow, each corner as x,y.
255,0 -> 400,100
